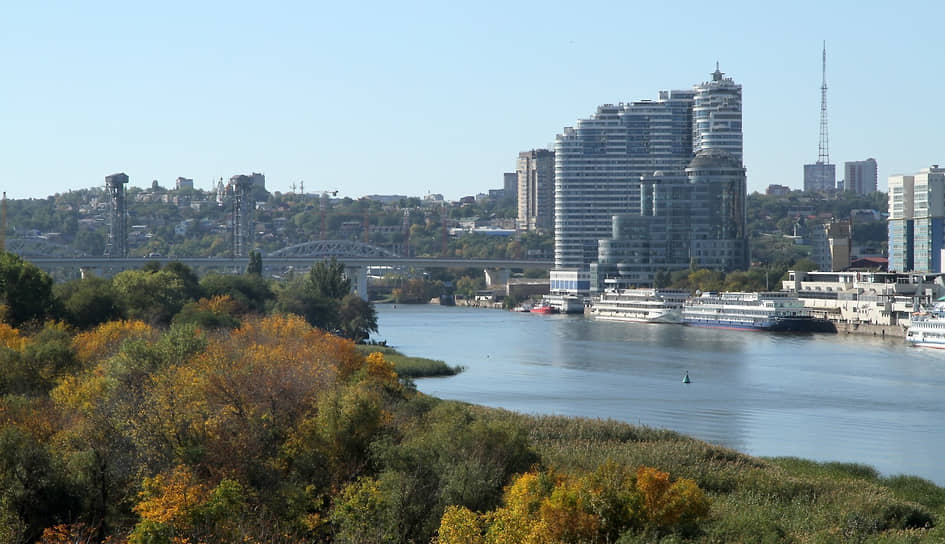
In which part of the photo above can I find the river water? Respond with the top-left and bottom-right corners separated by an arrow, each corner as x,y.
372,304 -> 945,485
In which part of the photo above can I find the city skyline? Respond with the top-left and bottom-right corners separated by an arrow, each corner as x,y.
4,1 -> 944,200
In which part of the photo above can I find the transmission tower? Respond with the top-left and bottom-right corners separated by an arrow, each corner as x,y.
105,173 -> 129,257
818,41 -> 829,165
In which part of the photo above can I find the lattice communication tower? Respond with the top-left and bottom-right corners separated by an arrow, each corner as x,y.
818,41 -> 829,165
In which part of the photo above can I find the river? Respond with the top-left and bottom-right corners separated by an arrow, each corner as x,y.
372,304 -> 945,485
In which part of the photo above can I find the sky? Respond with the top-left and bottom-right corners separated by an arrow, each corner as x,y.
3,1 -> 944,200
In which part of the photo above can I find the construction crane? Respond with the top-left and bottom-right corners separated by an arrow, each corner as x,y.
315,189 -> 339,239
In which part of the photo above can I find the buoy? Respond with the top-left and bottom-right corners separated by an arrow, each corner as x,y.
682,371 -> 691,384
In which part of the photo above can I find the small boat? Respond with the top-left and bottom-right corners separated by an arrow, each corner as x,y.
511,303 -> 533,312
530,303 -> 559,315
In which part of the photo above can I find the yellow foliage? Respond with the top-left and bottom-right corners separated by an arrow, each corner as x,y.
437,505 -> 485,544
364,351 -> 400,389
0,322 -> 27,351
73,319 -> 154,364
134,465 -> 210,526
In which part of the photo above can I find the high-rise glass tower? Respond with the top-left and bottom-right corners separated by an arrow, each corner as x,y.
554,91 -> 695,270
889,166 -> 945,273
552,66 -> 744,293
693,64 -> 743,162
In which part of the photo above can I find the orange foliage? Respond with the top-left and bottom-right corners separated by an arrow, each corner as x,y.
37,523 -> 99,544
635,466 -> 710,528
72,319 -> 155,364
196,294 -> 240,315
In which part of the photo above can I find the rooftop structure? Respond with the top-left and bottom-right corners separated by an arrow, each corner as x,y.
104,172 -> 129,257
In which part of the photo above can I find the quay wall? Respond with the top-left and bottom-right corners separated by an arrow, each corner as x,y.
832,321 -> 906,338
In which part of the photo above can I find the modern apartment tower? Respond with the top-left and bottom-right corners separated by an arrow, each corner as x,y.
516,149 -> 555,232
803,42 -> 836,193
554,91 -> 696,272
104,172 -> 129,258
844,159 -> 878,194
888,166 -> 945,273
552,65 -> 745,294
693,63 -> 743,162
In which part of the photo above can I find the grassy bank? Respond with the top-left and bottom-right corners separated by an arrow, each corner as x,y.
356,344 -> 464,378
469,407 -> 945,543
369,343 -> 945,542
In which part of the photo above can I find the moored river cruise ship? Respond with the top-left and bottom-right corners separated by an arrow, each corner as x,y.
682,291 -> 836,332
906,305 -> 945,348
590,289 -> 689,324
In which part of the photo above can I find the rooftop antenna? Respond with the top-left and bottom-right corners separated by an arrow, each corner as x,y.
818,41 -> 829,165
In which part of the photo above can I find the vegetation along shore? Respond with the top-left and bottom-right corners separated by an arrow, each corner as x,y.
1,250 -> 943,543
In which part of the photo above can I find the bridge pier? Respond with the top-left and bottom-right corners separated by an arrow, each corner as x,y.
344,265 -> 368,299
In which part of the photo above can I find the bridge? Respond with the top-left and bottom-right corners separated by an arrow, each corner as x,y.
17,239 -> 553,297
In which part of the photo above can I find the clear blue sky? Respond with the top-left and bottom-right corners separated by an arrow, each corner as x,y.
4,1 -> 943,200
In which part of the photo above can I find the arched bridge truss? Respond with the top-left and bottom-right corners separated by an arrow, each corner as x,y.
268,240 -> 400,259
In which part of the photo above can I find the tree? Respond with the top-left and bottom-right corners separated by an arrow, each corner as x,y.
54,277 -> 123,329
246,251 -> 263,276
337,294 -> 378,342
112,269 -> 188,326
0,252 -> 58,327
309,258 -> 351,299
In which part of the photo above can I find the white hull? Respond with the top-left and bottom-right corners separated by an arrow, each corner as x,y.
592,308 -> 682,324
590,289 -> 687,325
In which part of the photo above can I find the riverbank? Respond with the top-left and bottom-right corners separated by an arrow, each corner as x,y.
354,340 -> 945,542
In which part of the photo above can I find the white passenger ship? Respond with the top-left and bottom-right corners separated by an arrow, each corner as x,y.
590,289 -> 689,324
906,304 -> 945,349
682,291 -> 835,332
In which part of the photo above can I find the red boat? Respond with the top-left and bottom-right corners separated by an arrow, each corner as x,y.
530,303 -> 558,315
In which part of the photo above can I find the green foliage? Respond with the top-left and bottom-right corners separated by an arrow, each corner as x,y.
0,251 -> 58,327
309,258 -> 351,299
337,293 -> 378,342
112,269 -> 189,326
55,276 -> 123,329
199,273 -> 274,314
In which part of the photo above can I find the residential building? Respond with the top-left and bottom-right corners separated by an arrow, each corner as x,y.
810,219 -> 851,271
175,177 -> 194,191
844,158 -> 878,194
766,184 -> 792,196
552,66 -> 744,295
804,162 -> 836,192
503,172 -> 517,201
888,166 -> 945,272
516,149 -> 555,232
250,172 -> 266,190
553,91 -> 696,272
591,149 -> 748,288
692,64 -> 742,162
